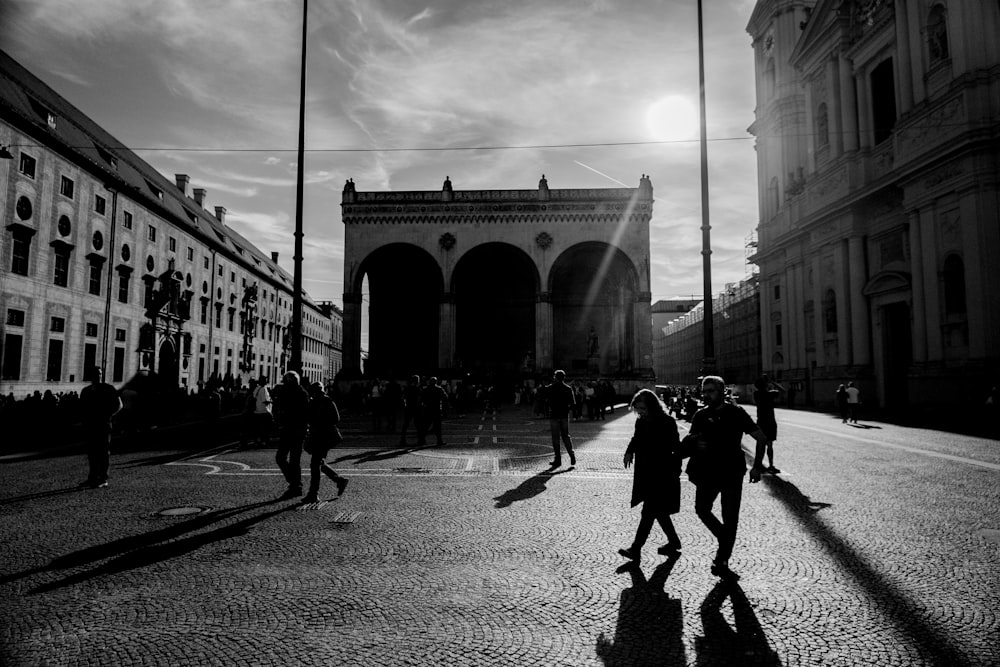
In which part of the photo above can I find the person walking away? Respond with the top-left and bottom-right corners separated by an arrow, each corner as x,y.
302,382 -> 349,503
400,375 -> 424,446
685,375 -> 770,580
383,378 -> 402,434
252,375 -> 273,446
78,367 -> 122,489
548,370 -> 577,467
845,382 -> 861,423
618,389 -> 682,562
275,371 -> 310,500
420,377 -> 449,446
836,384 -> 850,423
752,375 -> 781,473
368,379 -> 384,433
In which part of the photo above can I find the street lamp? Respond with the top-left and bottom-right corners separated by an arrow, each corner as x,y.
697,0 -> 716,376
290,0 -> 308,375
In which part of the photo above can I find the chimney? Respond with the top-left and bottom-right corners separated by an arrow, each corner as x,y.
271,251 -> 279,264
175,174 -> 190,195
214,206 -> 227,226
193,187 -> 207,208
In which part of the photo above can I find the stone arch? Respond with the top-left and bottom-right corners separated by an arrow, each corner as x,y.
451,242 -> 540,376
354,243 -> 444,377
548,242 -> 640,374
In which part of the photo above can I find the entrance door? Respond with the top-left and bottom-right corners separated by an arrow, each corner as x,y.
158,340 -> 179,387
881,302 -> 911,409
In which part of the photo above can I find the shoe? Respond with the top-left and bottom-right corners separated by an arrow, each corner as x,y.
657,542 -> 681,555
710,560 -> 740,581
767,465 -> 781,474
78,479 -> 93,488
568,450 -> 576,466
90,481 -> 109,489
618,547 -> 641,561
549,460 -> 562,467
279,486 -> 303,500
301,494 -> 318,504
336,478 -> 349,497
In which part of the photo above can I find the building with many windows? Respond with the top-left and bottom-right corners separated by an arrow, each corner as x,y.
747,1 -> 1000,410
0,50 -> 332,396
317,301 -> 344,382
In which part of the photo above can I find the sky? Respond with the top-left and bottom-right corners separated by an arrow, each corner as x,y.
2,0 -> 762,309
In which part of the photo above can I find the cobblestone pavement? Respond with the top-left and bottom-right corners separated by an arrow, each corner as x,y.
2,405 -> 998,666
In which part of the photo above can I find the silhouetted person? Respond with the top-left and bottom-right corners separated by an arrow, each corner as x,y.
846,381 -> 861,423
252,375 -> 273,445
275,371 -> 309,500
420,377 -> 448,446
753,374 -> 782,473
836,383 -> 849,423
78,368 -> 122,489
302,382 -> 348,503
685,375 -> 770,580
399,375 -> 423,446
548,370 -> 576,467
618,389 -> 682,562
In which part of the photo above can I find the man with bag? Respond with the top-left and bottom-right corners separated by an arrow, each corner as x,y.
302,382 -> 349,503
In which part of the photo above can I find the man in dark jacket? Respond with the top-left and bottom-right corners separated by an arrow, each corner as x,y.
78,367 -> 122,489
548,370 -> 576,467
399,375 -> 423,446
420,377 -> 449,446
275,371 -> 310,499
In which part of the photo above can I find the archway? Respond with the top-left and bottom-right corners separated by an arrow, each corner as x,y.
157,339 -> 179,387
355,243 -> 443,378
549,242 -> 639,374
452,243 -> 538,377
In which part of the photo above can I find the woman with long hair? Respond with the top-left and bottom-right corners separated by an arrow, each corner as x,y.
618,388 -> 683,562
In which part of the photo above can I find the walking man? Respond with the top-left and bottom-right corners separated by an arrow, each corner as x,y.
302,382 -> 349,503
275,371 -> 310,500
685,375 -> 770,580
252,375 -> 273,446
548,370 -> 576,467
420,377 -> 449,446
399,375 -> 424,446
78,367 -> 122,489
845,381 -> 861,423
752,374 -> 782,473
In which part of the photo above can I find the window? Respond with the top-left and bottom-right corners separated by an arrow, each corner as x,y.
53,247 -> 70,287
144,280 -> 155,307
46,339 -> 63,381
113,347 -> 125,383
764,58 -> 776,98
11,228 -> 32,275
95,194 -> 107,216
169,237 -> 177,252
870,58 -> 897,144
218,264 -> 224,277
1,334 -> 23,380
60,175 -> 75,199
773,285 -> 781,301
86,322 -> 98,337
16,196 -> 32,221
148,225 -> 157,242
123,211 -> 133,230
943,254 -> 967,315
816,103 -> 829,149
6,309 -> 25,327
200,299 -> 208,324
187,247 -> 194,261
768,177 -> 779,216
927,5 -> 949,64
115,328 -> 127,342
823,289 -> 838,334
88,260 -> 103,295
18,153 -> 36,178
203,256 -> 210,270
50,317 -> 65,332
227,309 -> 235,332
215,304 -> 222,328
118,272 -> 130,303
775,323 -> 783,347
83,343 -> 97,381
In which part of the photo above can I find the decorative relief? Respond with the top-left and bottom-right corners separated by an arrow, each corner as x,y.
938,209 -> 961,250
872,142 -> 895,179
438,233 -> 456,251
897,97 -> 964,156
923,163 -> 963,189
535,232 -> 553,250
810,167 -> 848,201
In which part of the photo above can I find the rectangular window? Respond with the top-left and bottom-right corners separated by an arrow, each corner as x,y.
203,256 -> 209,270
200,300 -> 208,325
187,247 -> 194,261
95,194 -> 106,216
46,338 -> 63,381
227,309 -> 235,332
113,347 -> 125,383
89,261 -> 102,296
86,322 -> 98,337
144,281 -> 155,307
123,211 -> 133,229
51,317 -> 66,332
6,309 -> 26,327
54,247 -> 70,287
773,285 -> 781,301
115,328 -> 127,342
218,264 -> 224,277
169,237 -> 177,252
11,229 -> 31,276
230,271 -> 235,283
18,153 -> 36,179
118,272 -> 130,303
2,334 -> 23,380
148,225 -> 157,242
60,175 -> 74,199
215,305 -> 222,328
775,324 -> 783,347
83,343 -> 97,381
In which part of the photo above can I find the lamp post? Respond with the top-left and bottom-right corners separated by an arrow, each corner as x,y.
100,186 -> 118,380
290,0 -> 308,375
697,0 -> 716,376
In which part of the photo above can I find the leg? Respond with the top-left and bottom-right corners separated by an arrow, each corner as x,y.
304,452 -> 323,500
632,501 -> 657,549
549,420 -> 562,464
321,459 -> 349,495
287,437 -> 303,489
559,419 -> 575,464
655,511 -> 681,549
715,477 -> 745,562
695,481 -> 725,546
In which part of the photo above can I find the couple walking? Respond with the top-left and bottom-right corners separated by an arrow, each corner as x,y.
618,376 -> 771,581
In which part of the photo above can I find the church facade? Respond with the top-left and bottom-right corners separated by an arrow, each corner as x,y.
339,176 -> 655,382
747,0 -> 1000,409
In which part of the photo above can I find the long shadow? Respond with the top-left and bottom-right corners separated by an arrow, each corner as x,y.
0,486 -> 85,507
1,499 -> 284,587
847,423 -> 882,430
596,556 -> 685,666
763,476 -> 831,512
760,475 -> 974,665
695,581 -> 781,666
493,468 -> 573,508
330,444 -> 431,464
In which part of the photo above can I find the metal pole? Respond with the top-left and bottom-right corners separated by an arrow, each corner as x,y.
697,0 -> 716,376
100,187 -> 118,380
290,0 -> 308,376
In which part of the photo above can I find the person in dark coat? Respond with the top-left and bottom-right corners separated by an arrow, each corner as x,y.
275,371 -> 310,500
399,375 -> 424,446
548,370 -> 576,467
618,389 -> 682,562
78,368 -> 122,489
753,374 -> 782,473
302,382 -> 348,503
419,377 -> 449,446
835,384 -> 850,423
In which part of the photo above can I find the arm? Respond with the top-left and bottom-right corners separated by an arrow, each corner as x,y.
623,421 -> 642,468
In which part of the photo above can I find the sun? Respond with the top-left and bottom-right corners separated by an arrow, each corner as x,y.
645,95 -> 699,143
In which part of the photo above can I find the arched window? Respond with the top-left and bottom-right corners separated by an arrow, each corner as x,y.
764,58 -> 776,98
823,289 -> 838,334
927,5 -> 949,64
943,254 -> 966,315
768,177 -> 780,216
816,103 -> 829,148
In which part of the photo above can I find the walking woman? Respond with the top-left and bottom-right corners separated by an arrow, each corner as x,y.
618,389 -> 683,562
302,382 -> 349,503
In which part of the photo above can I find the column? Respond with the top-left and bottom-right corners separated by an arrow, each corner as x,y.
804,82 -> 816,173
535,292 -> 553,372
959,194 -> 987,357
855,65 -> 872,149
811,254 -> 826,368
905,0 -> 926,103
918,209 -> 942,360
847,236 -> 871,365
438,293 -> 455,370
839,54 -> 859,152
827,57 -> 843,159
793,263 -> 808,372
907,210 -> 927,363
634,292 -> 653,373
760,275 -> 774,372
894,3 -> 914,113
834,240 -> 852,366
341,292 -> 363,374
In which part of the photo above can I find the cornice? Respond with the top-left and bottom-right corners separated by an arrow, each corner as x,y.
342,210 -> 652,226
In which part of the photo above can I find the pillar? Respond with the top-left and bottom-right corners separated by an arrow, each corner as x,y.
907,210 -> 927,363
905,0 -> 926,104
894,4 -> 914,113
834,240 -> 851,366
856,65 -> 872,149
827,57 -> 843,159
634,292 -> 653,373
847,236 -> 871,365
342,292 -> 363,374
811,254 -> 826,368
535,292 -> 553,371
438,292 -> 455,370
839,54 -> 859,152
918,209 -> 942,360
792,262 -> 808,372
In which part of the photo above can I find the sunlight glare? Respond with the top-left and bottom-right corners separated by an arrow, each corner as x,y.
645,95 -> 698,142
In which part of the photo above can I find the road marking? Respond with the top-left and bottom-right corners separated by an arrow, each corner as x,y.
788,423 -> 1000,471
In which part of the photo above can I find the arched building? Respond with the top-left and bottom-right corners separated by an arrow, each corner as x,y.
340,176 -> 655,382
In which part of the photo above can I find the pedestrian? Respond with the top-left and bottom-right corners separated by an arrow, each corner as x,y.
275,371 -> 310,500
399,375 -> 423,446
618,389 -> 683,562
684,375 -> 770,580
845,381 -> 861,423
420,376 -> 449,446
836,384 -> 849,423
368,378 -> 384,433
77,367 -> 123,489
252,375 -> 273,446
752,374 -> 782,473
548,370 -> 577,467
302,382 -> 349,503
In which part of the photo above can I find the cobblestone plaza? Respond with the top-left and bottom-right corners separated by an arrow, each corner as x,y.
2,407 -> 998,666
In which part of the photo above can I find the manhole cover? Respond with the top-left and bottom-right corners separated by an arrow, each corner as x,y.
154,506 -> 212,518
975,529 -> 1000,545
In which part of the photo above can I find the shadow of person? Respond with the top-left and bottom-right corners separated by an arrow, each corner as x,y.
847,423 -> 881,429
596,555 -> 685,666
762,476 -> 832,512
0,486 -> 84,507
493,469 -> 571,508
695,581 -> 781,666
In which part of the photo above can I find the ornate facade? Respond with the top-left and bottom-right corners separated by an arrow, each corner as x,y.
340,176 -> 655,381
747,0 -> 1000,409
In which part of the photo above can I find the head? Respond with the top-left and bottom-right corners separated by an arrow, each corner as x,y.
630,388 -> 667,419
258,375 -> 268,387
429,376 -> 438,386
553,370 -> 566,383
283,371 -> 300,387
410,374 -> 419,385
309,381 -> 325,398
838,383 -> 846,391
848,381 -> 855,388
754,374 -> 769,391
701,375 -> 726,406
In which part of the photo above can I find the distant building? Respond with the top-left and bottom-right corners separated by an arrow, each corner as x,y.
651,299 -> 700,381
0,50 -> 330,395
317,301 -> 344,381
747,1 -> 1000,410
